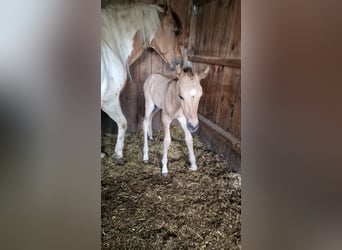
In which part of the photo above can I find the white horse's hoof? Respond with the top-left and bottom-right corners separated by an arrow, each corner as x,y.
101,153 -> 105,159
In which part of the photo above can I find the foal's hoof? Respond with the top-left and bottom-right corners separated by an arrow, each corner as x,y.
162,172 -> 168,177
190,166 -> 198,172
142,160 -> 149,164
101,153 -> 105,159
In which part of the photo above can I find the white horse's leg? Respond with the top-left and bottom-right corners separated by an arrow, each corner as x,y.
102,97 -> 127,159
161,114 -> 171,176
143,99 -> 155,163
177,116 -> 197,171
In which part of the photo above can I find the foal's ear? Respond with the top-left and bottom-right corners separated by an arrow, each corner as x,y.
175,64 -> 184,79
198,66 -> 210,80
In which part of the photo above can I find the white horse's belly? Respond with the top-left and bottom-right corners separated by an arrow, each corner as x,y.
101,44 -> 127,108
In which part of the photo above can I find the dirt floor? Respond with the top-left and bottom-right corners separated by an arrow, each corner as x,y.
101,126 -> 241,249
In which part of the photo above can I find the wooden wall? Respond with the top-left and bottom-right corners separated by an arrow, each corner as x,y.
101,0 -> 241,170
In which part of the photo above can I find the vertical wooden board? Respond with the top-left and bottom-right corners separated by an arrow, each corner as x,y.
196,2 -> 215,56
229,78 -> 241,138
194,4 -> 205,55
214,67 -> 235,129
199,64 -> 223,122
203,1 -> 219,56
225,0 -> 241,59
219,0 -> 235,56
187,1 -> 198,53
211,0 -> 230,56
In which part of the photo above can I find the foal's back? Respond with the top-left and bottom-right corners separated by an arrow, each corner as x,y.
143,74 -> 176,109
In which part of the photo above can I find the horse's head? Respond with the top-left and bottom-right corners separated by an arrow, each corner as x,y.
150,6 -> 183,70
176,65 -> 210,133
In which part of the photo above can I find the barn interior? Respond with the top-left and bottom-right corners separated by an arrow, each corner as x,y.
101,0 -> 241,249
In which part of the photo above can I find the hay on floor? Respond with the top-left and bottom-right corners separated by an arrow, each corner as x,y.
102,126 -> 241,249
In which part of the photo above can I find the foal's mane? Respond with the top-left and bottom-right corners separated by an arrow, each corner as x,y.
101,3 -> 164,64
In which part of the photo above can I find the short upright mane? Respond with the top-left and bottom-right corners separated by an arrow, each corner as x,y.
101,4 -> 164,64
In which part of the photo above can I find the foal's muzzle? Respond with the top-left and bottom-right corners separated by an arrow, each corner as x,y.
187,123 -> 199,133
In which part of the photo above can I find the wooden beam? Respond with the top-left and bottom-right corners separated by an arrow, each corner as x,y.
198,114 -> 241,172
188,55 -> 241,68
198,114 -> 241,154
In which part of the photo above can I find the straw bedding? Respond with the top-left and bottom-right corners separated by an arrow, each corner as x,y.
101,126 -> 241,249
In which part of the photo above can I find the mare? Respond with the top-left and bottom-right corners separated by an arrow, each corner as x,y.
101,3 -> 183,159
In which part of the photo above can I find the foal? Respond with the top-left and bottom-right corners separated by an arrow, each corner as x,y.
143,65 -> 210,176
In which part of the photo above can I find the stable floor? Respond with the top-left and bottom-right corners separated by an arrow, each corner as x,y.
101,126 -> 241,249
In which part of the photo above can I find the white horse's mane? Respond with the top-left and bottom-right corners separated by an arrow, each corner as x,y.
101,4 -> 163,65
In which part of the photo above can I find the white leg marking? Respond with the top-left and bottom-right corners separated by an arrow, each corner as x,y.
162,114 -> 171,176
178,116 -> 197,171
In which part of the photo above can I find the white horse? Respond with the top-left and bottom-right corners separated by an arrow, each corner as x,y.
142,65 -> 210,176
101,3 -> 183,160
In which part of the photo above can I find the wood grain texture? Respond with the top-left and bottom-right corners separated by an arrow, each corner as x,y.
188,55 -> 241,68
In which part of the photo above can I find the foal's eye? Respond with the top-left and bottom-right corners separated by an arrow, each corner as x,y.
179,95 -> 184,100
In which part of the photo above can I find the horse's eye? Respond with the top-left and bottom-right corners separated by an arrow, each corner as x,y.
179,95 -> 184,100
173,28 -> 179,35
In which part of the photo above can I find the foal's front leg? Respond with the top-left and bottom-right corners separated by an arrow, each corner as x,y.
177,116 -> 197,171
161,114 -> 171,176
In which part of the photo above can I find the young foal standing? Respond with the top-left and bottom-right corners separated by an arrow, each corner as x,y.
143,65 -> 210,176
101,4 -> 182,160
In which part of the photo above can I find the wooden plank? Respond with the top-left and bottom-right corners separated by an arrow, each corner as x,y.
202,1 -> 217,56
229,73 -> 241,138
198,114 -> 241,172
188,55 -> 241,68
199,64 -> 222,122
214,67 -> 236,129
187,0 -> 197,53
225,0 -> 241,59
199,114 -> 240,152
211,0 -> 230,56
194,3 -> 206,55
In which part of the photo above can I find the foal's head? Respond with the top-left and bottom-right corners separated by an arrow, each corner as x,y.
150,5 -> 183,70
176,65 -> 210,133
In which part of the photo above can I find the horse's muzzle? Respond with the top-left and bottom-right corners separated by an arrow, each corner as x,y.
187,123 -> 199,133
170,58 -> 183,71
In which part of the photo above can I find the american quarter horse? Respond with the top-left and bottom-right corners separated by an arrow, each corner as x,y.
101,3 -> 183,159
142,65 -> 210,176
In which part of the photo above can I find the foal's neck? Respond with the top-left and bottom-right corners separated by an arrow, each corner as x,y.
164,80 -> 182,118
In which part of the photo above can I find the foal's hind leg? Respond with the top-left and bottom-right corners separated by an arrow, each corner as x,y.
143,100 -> 155,163
102,96 -> 127,160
